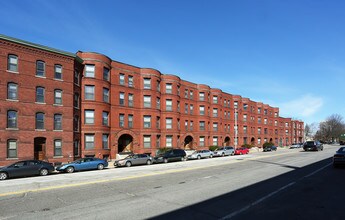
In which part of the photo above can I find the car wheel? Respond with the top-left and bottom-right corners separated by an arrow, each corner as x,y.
125,161 -> 132,167
197,155 -> 201,160
0,172 -> 8,180
240,152 -> 243,155
66,166 -> 75,173
146,160 -> 152,165
210,154 -> 213,158
163,158 -> 168,163
97,164 -> 104,170
39,168 -> 49,176
221,153 -> 225,157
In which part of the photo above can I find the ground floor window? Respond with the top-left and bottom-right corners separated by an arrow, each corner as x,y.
85,134 -> 95,149
144,135 -> 151,148
166,135 -> 173,148
54,139 -> 62,156
7,139 -> 17,158
212,136 -> 218,146
199,136 -> 205,147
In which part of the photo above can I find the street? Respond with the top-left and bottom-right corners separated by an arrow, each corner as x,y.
0,145 -> 343,220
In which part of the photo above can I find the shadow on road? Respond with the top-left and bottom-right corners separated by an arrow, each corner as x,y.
150,157 -> 345,220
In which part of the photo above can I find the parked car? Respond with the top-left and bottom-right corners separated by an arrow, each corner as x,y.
234,148 -> 249,155
188,150 -> 214,160
290,143 -> 302,149
213,146 -> 235,157
263,146 -> 277,152
154,149 -> 187,163
56,157 -> 108,173
333,147 -> 345,167
303,141 -> 323,151
0,160 -> 55,180
114,154 -> 153,167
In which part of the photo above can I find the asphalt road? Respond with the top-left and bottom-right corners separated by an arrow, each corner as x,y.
0,145 -> 343,220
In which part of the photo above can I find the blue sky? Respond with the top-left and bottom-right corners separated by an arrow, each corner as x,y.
1,0 -> 344,125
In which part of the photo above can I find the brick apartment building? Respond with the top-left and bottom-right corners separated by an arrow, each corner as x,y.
0,34 -> 304,166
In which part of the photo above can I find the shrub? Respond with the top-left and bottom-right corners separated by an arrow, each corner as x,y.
263,142 -> 274,148
241,144 -> 253,149
209,146 -> 219,151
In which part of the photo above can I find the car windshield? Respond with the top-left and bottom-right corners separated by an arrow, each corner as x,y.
306,141 -> 315,146
337,147 -> 345,153
217,148 -> 224,151
125,155 -> 136,159
73,159 -> 83,163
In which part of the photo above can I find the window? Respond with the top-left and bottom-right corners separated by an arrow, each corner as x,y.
275,120 -> 278,126
144,78 -> 151,89
143,116 -> 151,128
119,74 -> 125,85
85,134 -> 95,149
213,123 -> 218,131
190,91 -> 194,99
258,117 -> 262,124
166,83 -> 172,94
243,114 -> 247,122
166,136 -> 173,148
74,70 -> 80,85
258,127 -> 261,135
156,116 -> 161,129
243,104 -> 248,110
264,109 -> 268,115
84,85 -> 95,100
54,114 -> 62,130
36,61 -> 45,77
7,140 -> 17,158
166,99 -> 172,111
190,121 -> 194,131
156,97 -> 160,109
144,136 -> 151,148
213,108 -> 218,117
128,94 -> 134,107
103,88 -> 109,103
54,65 -> 62,79
54,89 -> 62,105
119,114 -> 125,127
102,134 -> 109,149
35,112 -> 45,129
185,104 -> 188,114
54,139 -> 62,156
234,101 -> 238,109
85,110 -> 94,124
103,68 -> 110,81
190,104 -> 194,114
7,83 -> 18,100
213,137 -> 218,146
74,141 -> 80,157
243,126 -> 247,134
7,110 -> 17,128
74,115 -> 80,131
199,106 -> 205,115
199,121 -> 205,131
185,120 -> 188,131
264,118 -> 268,125
184,89 -> 188,98
199,136 -> 205,147
144,95 -> 151,108
36,87 -> 45,103
8,54 -> 18,72
74,93 -> 80,108
199,92 -> 205,101
102,111 -> 109,126
85,65 -> 95,77
213,96 -> 218,104
128,75 -> 134,87
128,114 -> 133,128
264,128 -> 268,134
258,108 -> 261,114
166,118 -> 172,129
119,92 -> 125,106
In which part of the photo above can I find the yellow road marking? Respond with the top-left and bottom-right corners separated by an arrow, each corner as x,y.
0,150 -> 298,197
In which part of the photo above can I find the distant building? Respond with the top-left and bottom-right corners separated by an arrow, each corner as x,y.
0,34 -> 304,166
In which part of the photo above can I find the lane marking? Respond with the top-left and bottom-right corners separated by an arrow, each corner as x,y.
220,162 -> 332,219
0,150 -> 307,197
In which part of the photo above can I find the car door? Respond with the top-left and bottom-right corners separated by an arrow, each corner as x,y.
27,160 -> 42,176
6,161 -> 27,178
131,155 -> 140,165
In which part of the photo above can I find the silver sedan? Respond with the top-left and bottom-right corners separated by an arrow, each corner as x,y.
114,154 -> 153,167
188,150 -> 214,160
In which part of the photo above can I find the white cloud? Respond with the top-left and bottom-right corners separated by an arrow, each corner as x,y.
279,94 -> 324,118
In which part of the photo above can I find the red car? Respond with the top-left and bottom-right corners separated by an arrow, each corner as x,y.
234,148 -> 249,155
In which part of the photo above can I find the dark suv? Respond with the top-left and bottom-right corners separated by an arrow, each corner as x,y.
154,149 -> 187,163
303,141 -> 323,151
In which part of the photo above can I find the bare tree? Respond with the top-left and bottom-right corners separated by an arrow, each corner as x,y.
315,114 -> 345,143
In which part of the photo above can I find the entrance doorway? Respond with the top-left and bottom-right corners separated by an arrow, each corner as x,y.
224,137 -> 230,146
251,137 -> 255,146
34,137 -> 46,160
184,136 -> 193,149
118,134 -> 133,153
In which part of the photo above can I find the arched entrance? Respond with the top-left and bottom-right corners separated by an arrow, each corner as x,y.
251,137 -> 255,146
269,138 -> 273,143
34,137 -> 46,160
118,134 -> 133,153
184,136 -> 193,149
224,137 -> 230,146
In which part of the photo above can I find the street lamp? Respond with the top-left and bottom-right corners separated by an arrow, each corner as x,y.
235,108 -> 238,149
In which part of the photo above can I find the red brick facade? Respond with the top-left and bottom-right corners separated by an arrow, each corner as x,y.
0,35 -> 304,166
